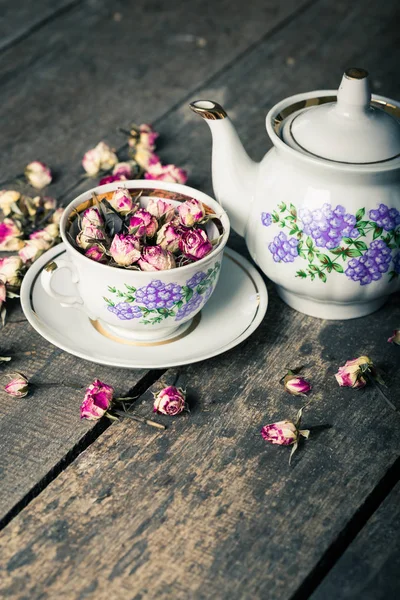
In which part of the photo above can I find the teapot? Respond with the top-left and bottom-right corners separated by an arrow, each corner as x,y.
190,68 -> 400,319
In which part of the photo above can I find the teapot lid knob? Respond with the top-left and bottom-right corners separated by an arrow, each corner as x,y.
282,68 -> 400,164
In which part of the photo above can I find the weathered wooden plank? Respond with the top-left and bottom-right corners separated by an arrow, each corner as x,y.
0,0 -> 308,196
311,481 -> 400,599
0,315 -> 153,521
0,287 -> 399,599
0,0 -> 80,53
0,0 -> 310,521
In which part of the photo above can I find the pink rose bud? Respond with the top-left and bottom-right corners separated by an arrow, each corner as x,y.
179,228 -> 212,261
135,144 -> 159,170
153,386 -> 186,416
138,245 -> 176,271
18,237 -> 51,264
4,372 -> 29,398
110,188 -> 134,215
0,190 -> 21,216
146,198 -> 175,222
82,207 -> 103,229
283,374 -> 311,396
85,245 -> 106,262
0,256 -> 23,287
139,124 -> 159,150
261,408 -> 310,465
24,161 -> 52,189
178,199 -> 205,227
80,379 -> 114,420
144,162 -> 188,184
51,207 -> 64,225
128,209 -> 158,237
99,174 -> 121,185
112,161 -> 133,178
388,330 -> 400,345
334,355 -> 373,389
261,420 -> 298,446
156,223 -> 181,252
43,197 -> 57,210
0,218 -> 23,251
76,225 -> 106,250
110,234 -> 141,266
82,142 -> 118,175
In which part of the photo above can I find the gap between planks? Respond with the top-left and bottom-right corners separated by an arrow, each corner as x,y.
290,455 -> 400,600
0,0 -> 83,55
0,369 -> 166,533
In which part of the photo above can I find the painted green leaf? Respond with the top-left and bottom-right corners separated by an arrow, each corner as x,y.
289,228 -> 298,235
124,284 -> 136,292
306,236 -> 313,249
103,296 -> 114,307
298,250 -> 306,259
318,272 -> 327,282
356,208 -> 365,221
296,270 -> 307,278
345,248 -> 362,257
343,237 -> 354,244
353,240 -> 368,251
330,247 -> 342,255
388,271 -> 398,282
285,215 -> 295,222
307,251 -> 314,261
316,253 -> 329,265
107,286 -> 117,293
290,203 -> 297,217
279,202 -> 286,212
373,226 -> 383,239
332,263 -> 344,273
356,220 -> 369,229
308,265 -> 318,272
272,212 -> 279,222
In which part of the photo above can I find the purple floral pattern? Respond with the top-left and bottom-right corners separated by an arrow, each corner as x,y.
103,262 -> 220,324
261,202 -> 400,285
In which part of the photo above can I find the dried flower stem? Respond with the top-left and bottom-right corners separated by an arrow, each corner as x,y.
365,372 -> 397,411
113,408 -> 166,430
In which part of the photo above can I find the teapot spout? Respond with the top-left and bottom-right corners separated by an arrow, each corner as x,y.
189,100 -> 257,236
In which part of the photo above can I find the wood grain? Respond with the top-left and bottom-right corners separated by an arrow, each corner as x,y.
0,0 -> 309,523
0,0 -> 80,53
311,481 -> 400,599
0,0 -> 308,196
0,288 -> 399,599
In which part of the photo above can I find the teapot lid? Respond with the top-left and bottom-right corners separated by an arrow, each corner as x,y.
281,68 -> 400,163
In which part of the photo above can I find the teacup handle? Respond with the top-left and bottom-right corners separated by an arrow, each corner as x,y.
41,257 -> 85,310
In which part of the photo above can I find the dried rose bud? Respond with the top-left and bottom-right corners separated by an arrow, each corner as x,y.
0,256 -> 23,287
146,198 -> 175,222
43,223 -> 60,239
388,330 -> 400,345
144,161 -> 188,184
4,372 -> 29,398
335,355 -> 373,389
0,218 -> 24,251
178,199 -> 205,227
85,245 -> 106,262
112,161 -> 133,178
18,237 -> 52,264
24,161 -> 52,189
128,209 -> 158,237
156,223 -> 181,253
51,207 -> 64,225
29,229 -> 53,244
82,207 -> 103,229
76,224 -> 106,250
283,372 -> 311,396
138,245 -> 176,271
43,197 -> 57,210
179,228 -> 212,261
110,234 -> 141,266
0,190 -> 21,216
139,124 -> 159,150
153,386 -> 186,416
261,408 -> 310,464
110,188 -> 134,215
135,144 -> 159,170
82,142 -> 118,176
80,379 -> 114,420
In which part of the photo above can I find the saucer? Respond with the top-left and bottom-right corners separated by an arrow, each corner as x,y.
20,244 -> 268,369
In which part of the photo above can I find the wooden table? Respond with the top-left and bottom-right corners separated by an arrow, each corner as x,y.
1,1 -> 399,598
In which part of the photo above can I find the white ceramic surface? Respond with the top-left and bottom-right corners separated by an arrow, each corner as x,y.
21,244 -> 268,369
41,180 -> 230,342
190,69 -> 400,320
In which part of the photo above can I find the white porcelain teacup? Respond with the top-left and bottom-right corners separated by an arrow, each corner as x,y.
41,180 -> 230,342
